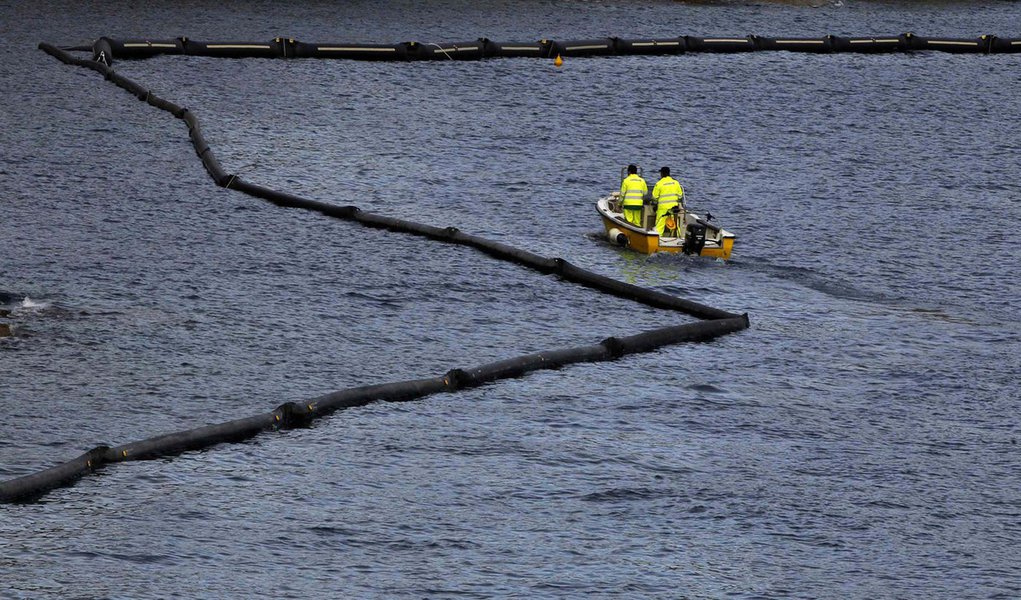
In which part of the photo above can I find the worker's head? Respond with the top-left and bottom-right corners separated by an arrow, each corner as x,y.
660,166 -> 670,177
627,164 -> 638,175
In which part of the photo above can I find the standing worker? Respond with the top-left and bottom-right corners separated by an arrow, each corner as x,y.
620,164 -> 648,227
652,166 -> 684,236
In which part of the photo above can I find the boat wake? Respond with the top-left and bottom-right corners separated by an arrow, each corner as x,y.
737,258 -> 896,304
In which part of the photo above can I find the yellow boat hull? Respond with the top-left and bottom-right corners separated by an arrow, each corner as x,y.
597,196 -> 735,259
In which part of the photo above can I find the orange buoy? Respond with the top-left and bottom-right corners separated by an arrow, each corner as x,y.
554,54 -> 563,67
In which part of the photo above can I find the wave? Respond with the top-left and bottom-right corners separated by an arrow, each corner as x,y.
19,296 -> 50,310
581,486 -> 674,503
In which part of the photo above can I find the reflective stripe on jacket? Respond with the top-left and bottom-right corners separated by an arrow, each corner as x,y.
620,174 -> 648,208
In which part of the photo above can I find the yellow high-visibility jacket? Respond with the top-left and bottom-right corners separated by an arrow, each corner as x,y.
652,176 -> 684,211
620,174 -> 648,209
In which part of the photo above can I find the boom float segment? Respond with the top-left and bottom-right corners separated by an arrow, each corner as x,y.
3,41 -> 755,503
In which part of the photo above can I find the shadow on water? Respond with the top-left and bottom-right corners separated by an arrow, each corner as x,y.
1,291 -> 19,338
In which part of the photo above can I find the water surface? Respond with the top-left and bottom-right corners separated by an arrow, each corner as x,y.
2,1 -> 1019,597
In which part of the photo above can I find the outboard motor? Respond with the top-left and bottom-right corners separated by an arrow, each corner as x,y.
683,222 -> 707,255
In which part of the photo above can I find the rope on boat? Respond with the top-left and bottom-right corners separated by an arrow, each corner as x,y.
1,42 -> 752,504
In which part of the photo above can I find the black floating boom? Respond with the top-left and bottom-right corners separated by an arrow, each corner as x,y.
87,33 -> 1020,65
17,29 -> 1015,501
3,41 -> 756,504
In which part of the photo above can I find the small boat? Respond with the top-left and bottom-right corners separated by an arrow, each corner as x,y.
596,192 -> 735,258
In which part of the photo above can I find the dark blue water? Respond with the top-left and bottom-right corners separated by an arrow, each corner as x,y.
2,1 -> 1020,597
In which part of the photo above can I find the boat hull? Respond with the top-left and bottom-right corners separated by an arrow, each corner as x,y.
596,196 -> 734,259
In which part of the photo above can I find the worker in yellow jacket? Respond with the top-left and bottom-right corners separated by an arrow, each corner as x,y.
619,164 -> 648,227
652,166 -> 684,236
